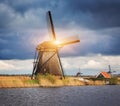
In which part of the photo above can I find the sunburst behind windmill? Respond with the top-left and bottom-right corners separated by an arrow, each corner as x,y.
32,11 -> 80,78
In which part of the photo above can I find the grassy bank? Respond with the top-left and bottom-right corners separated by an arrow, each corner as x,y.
0,75 -> 39,88
0,74 -> 120,88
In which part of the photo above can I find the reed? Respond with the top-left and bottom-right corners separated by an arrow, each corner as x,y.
0,75 -> 120,88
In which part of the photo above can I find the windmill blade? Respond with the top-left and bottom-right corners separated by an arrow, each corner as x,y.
33,50 -> 37,65
58,35 -> 80,46
56,51 -> 65,78
32,50 -> 39,77
47,11 -> 56,40
32,50 -> 37,77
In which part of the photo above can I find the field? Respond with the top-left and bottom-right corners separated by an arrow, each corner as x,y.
0,75 -> 120,88
0,75 -> 39,88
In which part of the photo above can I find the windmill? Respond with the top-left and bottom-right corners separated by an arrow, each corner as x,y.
76,68 -> 83,77
32,11 -> 80,78
107,65 -> 116,76
107,65 -> 112,74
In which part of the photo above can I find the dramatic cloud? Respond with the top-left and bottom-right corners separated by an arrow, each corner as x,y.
58,27 -> 120,57
1,0 -> 120,29
62,0 -> 120,29
0,55 -> 120,75
0,59 -> 33,74
0,0 -> 120,74
61,55 -> 120,75
0,60 -> 15,70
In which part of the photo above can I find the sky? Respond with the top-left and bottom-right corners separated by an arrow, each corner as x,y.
0,0 -> 120,75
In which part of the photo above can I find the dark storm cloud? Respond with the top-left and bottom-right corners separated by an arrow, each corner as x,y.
99,29 -> 120,55
0,0 -> 120,29
0,0 -> 58,14
0,0 -> 120,59
0,30 -> 35,59
59,0 -> 120,29
60,27 -> 120,57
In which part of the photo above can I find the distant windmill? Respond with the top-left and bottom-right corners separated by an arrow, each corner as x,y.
32,11 -> 80,78
107,65 -> 116,75
76,68 -> 82,77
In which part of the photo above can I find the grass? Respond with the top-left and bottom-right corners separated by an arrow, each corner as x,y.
25,79 -> 39,84
62,77 -> 69,85
35,74 -> 86,87
109,77 -> 118,85
0,75 -> 39,88
90,77 -> 119,85
36,74 -> 59,86
45,74 -> 56,84
0,75 -> 120,88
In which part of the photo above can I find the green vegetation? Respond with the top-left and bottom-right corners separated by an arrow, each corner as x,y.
90,77 -> 106,81
0,75 -> 120,88
25,79 -> 39,84
62,77 -> 69,85
35,74 -> 85,86
36,73 -> 57,84
109,77 -> 118,85
90,77 -> 119,85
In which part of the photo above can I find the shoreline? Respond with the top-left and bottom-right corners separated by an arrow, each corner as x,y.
0,75 -> 120,88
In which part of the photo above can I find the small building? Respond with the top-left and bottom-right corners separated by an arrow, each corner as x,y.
76,72 -> 82,77
96,71 -> 111,78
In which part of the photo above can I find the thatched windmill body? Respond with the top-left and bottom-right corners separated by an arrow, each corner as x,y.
32,11 -> 80,78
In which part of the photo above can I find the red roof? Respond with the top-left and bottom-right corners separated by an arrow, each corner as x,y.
101,71 -> 111,78
97,71 -> 111,78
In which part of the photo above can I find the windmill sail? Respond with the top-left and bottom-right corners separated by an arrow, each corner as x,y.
57,35 -> 80,46
47,11 -> 56,40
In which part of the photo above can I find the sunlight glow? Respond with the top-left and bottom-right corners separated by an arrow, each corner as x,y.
55,40 -> 60,45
